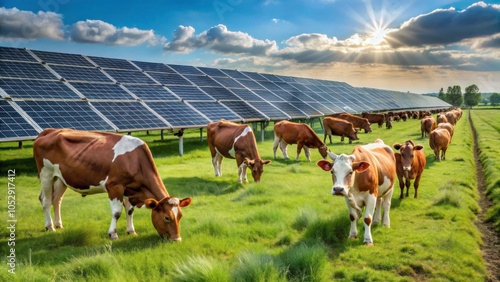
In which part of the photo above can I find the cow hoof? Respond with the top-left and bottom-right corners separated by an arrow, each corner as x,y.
127,231 -> 138,236
45,226 -> 56,232
56,225 -> 64,229
364,242 -> 374,246
109,233 -> 119,240
348,235 -> 358,240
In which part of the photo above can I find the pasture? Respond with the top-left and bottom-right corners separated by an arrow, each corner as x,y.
0,110 -> 493,281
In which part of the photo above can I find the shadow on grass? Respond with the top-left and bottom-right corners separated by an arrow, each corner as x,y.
163,176 -> 244,197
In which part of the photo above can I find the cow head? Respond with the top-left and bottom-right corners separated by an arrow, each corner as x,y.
244,158 -> 271,182
350,129 -> 360,141
393,140 -> 423,176
319,145 -> 329,159
145,197 -> 192,241
317,152 -> 370,196
364,123 -> 372,133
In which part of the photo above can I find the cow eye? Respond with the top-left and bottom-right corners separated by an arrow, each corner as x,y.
348,171 -> 353,175
164,216 -> 171,223
330,170 -> 334,174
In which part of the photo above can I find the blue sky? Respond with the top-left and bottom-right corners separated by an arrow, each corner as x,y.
1,0 -> 499,93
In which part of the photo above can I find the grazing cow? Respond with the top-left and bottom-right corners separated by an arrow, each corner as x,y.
335,113 -> 372,133
393,140 -> 426,199
386,116 -> 393,129
207,119 -> 271,183
322,117 -> 359,144
429,128 -> 451,161
273,120 -> 328,162
421,117 -> 437,138
437,122 -> 454,140
316,139 -> 396,245
437,112 -> 448,124
361,112 -> 385,128
33,128 -> 192,241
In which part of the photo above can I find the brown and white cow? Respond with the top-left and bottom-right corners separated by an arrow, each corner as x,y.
336,113 -> 372,133
207,119 -> 271,183
437,122 -> 454,140
33,128 -> 192,241
322,117 -> 359,144
393,140 -> 426,199
361,112 -> 385,128
421,116 -> 437,138
273,120 -> 328,162
316,139 -> 396,245
429,128 -> 451,161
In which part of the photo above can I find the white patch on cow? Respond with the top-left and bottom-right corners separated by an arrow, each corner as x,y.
108,198 -> 123,239
228,126 -> 252,158
80,176 -> 108,195
172,206 -> 179,219
361,140 -> 385,150
378,175 -> 393,196
41,158 -> 68,186
112,135 -> 144,162
168,197 -> 180,206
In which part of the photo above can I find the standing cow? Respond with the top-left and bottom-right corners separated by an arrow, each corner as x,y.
33,128 -> 192,241
316,139 -> 396,245
207,119 -> 271,183
336,113 -> 372,133
273,120 -> 328,162
393,140 -> 426,199
323,117 -> 359,144
429,128 -> 451,161
421,116 -> 437,138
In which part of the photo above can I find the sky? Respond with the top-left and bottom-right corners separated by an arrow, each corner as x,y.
1,0 -> 499,94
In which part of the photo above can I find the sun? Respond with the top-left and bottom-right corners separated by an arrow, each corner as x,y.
367,25 -> 389,45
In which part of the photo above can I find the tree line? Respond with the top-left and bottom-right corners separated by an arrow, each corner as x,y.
437,84 -> 500,108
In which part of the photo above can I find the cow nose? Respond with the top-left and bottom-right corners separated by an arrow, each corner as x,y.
403,166 -> 411,171
168,236 -> 182,242
332,187 -> 344,195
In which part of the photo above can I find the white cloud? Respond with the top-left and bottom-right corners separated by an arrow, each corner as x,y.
0,7 -> 64,41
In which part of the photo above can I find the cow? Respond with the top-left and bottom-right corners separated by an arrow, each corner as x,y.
437,112 -> 448,124
386,116 -> 393,129
393,140 -> 426,199
316,139 -> 396,246
445,111 -> 458,125
33,128 -> 192,241
361,112 -> 385,128
337,113 -> 372,133
273,120 -> 328,162
421,116 -> 437,138
207,119 -> 271,183
322,117 -> 359,144
437,122 -> 454,140
429,128 -> 451,161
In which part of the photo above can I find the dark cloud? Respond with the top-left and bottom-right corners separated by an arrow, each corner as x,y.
477,34 -> 500,48
385,2 -> 500,48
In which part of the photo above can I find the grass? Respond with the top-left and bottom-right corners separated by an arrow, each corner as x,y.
0,111 -> 490,281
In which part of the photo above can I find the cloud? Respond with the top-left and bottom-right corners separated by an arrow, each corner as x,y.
69,20 -> 161,46
385,2 -> 500,48
475,34 -> 500,48
0,7 -> 64,41
163,24 -> 278,55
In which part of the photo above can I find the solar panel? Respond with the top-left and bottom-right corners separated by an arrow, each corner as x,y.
235,79 -> 265,90
145,101 -> 209,128
221,69 -> 248,79
50,65 -> 112,82
269,102 -> 308,118
241,71 -> 266,81
0,100 -> 40,141
197,67 -> 227,77
123,84 -> 180,101
270,90 -> 300,102
0,61 -> 56,80
188,101 -> 242,122
259,73 -> 283,82
230,88 -> 266,101
91,101 -> 168,130
220,101 -> 268,121
276,75 -> 297,83
252,89 -> 284,102
88,56 -> 137,70
167,64 -> 204,75
247,101 -> 290,120
132,61 -> 175,73
147,72 -> 192,85
70,82 -> 136,100
0,47 -> 37,62
15,100 -> 115,131
183,74 -> 222,87
104,69 -> 156,84
32,50 -> 94,67
166,85 -> 214,101
289,101 -> 323,117
0,78 -> 81,100
211,76 -> 244,88
259,80 -> 282,91
199,87 -> 240,101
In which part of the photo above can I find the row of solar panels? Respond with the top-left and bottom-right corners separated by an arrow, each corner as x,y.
0,46 -> 450,142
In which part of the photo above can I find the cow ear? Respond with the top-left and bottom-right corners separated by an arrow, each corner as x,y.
144,198 -> 159,210
393,143 -> 402,150
317,160 -> 333,171
179,197 -> 192,207
352,161 -> 370,172
262,160 -> 271,165
414,145 -> 424,150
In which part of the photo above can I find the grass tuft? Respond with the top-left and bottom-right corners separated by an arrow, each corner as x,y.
278,243 -> 330,282
172,255 -> 230,282
292,206 -> 318,231
232,252 -> 286,282
433,190 -> 462,208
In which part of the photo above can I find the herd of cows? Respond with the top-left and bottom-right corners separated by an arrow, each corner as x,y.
31,107 -> 462,245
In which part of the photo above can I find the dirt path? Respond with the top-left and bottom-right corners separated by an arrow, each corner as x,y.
469,112 -> 500,282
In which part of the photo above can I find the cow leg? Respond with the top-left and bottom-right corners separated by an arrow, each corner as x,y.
414,174 -> 422,198
123,197 -> 136,235
52,178 -> 67,229
273,136 -> 280,159
405,178 -> 411,198
39,165 -> 56,231
373,197 -> 382,224
363,194 -> 378,245
280,140 -> 289,159
238,162 -> 248,183
345,197 -> 359,240
296,142 -> 304,161
442,149 -> 446,160
398,176 -> 405,199
381,188 -> 394,227
107,191 -> 124,240
212,152 -> 223,176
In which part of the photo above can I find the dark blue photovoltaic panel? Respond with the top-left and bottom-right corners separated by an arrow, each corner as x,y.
50,65 -> 112,82
235,79 -> 265,90
104,69 -> 156,84
269,102 -> 308,118
0,61 -> 56,80
276,75 -> 297,83
88,56 -> 137,70
167,64 -> 203,75
166,85 -> 214,101
230,88 -> 266,101
252,89 -> 284,101
241,71 -> 266,81
123,85 -> 180,101
259,80 -> 282,91
197,67 -> 227,77
220,101 -> 268,121
247,101 -> 289,120
147,72 -> 192,85
199,87 -> 239,101
188,101 -> 241,122
145,101 -> 209,127
70,82 -> 135,100
92,101 -> 168,130
16,100 -> 115,131
0,47 -> 37,62
289,101 -> 323,117
183,74 -> 222,87
0,79 -> 80,99
270,90 -> 300,101
259,73 -> 283,82
132,61 -> 175,73
211,76 -> 243,88
221,69 -> 248,79
32,50 -> 94,67
0,100 -> 39,140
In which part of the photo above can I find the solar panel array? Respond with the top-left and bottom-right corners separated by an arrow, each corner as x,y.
0,46 -> 450,142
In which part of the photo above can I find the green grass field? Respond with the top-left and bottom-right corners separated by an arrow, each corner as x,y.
0,110 -> 493,281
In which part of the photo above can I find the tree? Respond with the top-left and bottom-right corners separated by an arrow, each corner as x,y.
490,93 -> 500,107
446,85 -> 463,107
464,84 -> 481,108
438,87 -> 446,101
